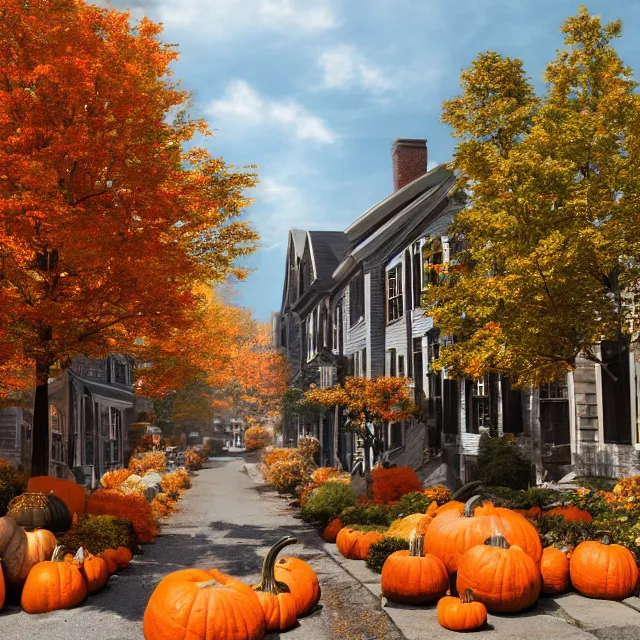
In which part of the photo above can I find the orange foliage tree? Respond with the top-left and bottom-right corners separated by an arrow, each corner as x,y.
0,1 -> 258,474
306,377 -> 419,477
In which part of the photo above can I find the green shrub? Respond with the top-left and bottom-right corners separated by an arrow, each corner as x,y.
534,515 -> 597,549
477,434 -> 531,490
340,504 -> 391,526
483,486 -> 560,509
0,461 -> 28,516
574,476 -> 617,492
58,514 -> 136,554
301,482 -> 356,526
366,537 -> 409,573
397,492 -> 431,515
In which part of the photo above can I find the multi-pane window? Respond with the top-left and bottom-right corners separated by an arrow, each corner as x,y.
387,264 -> 403,323
539,380 -> 568,400
470,377 -> 490,434
114,360 -> 128,385
349,271 -> 365,326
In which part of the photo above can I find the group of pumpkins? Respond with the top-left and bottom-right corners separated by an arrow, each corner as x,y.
324,495 -> 639,633
143,535 -> 321,640
0,492 -> 133,614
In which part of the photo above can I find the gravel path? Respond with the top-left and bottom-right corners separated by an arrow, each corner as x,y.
0,456 -> 403,640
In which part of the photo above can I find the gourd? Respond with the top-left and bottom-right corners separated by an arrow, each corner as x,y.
456,534 -> 541,613
437,588 -> 488,632
21,546 -> 88,614
143,567 -> 265,640
570,532 -> 639,600
252,536 -> 297,632
381,529 -> 448,604
273,554 -> 321,617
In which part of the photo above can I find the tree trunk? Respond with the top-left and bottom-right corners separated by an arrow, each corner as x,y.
31,356 -> 52,477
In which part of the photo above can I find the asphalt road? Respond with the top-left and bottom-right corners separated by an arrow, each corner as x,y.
0,457 -> 402,640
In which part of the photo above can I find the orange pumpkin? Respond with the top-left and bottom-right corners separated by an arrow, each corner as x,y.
426,496 -> 543,573
570,532 -> 639,600
541,547 -> 570,595
0,515 -> 28,584
0,564 -> 5,610
437,588 -> 487,632
543,505 -> 592,522
381,530 -> 448,604
143,568 -> 265,640
336,527 -> 385,560
273,555 -> 320,617
15,528 -> 58,583
456,534 -> 541,613
435,500 -> 464,516
115,546 -> 133,569
323,518 -> 343,543
100,548 -> 119,574
66,549 -> 109,593
252,536 -> 297,632
514,505 -> 542,520
21,545 -> 88,614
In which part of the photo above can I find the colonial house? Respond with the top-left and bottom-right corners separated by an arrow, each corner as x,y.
275,137 -> 640,485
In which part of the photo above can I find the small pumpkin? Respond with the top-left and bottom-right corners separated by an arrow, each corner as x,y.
252,536 -> 298,632
7,492 -> 72,532
456,534 -> 541,613
543,505 -> 592,522
115,546 -> 133,569
66,549 -> 109,593
336,526 -> 385,560
541,546 -> 570,595
323,518 -> 343,543
273,555 -> 320,617
381,529 -> 448,604
570,532 -> 639,600
100,548 -> 119,574
513,505 -> 542,520
437,588 -> 488,632
143,568 -> 265,640
16,528 -> 59,583
385,502 -> 438,540
21,545 -> 88,614
426,496 -> 543,573
0,515 -> 27,584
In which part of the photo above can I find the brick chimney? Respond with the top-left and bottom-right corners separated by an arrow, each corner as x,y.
392,138 -> 428,191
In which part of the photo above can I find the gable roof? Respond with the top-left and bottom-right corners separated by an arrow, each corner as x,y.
307,231 -> 350,289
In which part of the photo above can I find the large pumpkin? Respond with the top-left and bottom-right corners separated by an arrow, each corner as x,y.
570,533 -> 639,600
0,515 -> 28,584
7,492 -> 72,532
426,496 -> 543,573
543,505 -> 592,522
336,527 -> 385,560
323,518 -> 343,543
21,545 -> 88,614
456,534 -> 541,613
381,530 -> 448,604
541,546 -> 570,595
16,528 -> 59,583
143,568 -> 265,640
253,536 -> 297,632
437,588 -> 487,632
274,555 -> 320,617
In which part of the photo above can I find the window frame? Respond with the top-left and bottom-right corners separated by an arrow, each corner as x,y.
387,263 -> 403,324
349,271 -> 365,327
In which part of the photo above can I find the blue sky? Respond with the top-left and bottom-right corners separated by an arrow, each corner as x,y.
99,0 -> 640,321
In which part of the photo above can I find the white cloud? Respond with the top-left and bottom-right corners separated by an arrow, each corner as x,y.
427,160 -> 439,171
318,45 -> 393,94
207,80 -> 336,144
96,0 -> 337,38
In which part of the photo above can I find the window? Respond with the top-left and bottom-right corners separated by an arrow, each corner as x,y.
361,348 -> 367,377
306,316 -> 314,361
387,264 -> 403,323
51,432 -> 64,463
388,422 -> 405,448
601,339 -> 632,444
349,271 -> 365,326
333,300 -> 343,354
398,354 -> 405,377
413,338 -> 424,404
469,378 -> 490,434
412,242 -> 422,309
539,377 -> 569,452
114,360 -> 128,385
422,238 -> 445,287
388,348 -> 397,376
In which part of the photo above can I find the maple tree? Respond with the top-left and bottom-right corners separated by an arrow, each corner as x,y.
0,0 -> 258,475
425,6 -> 640,387
306,376 -> 418,478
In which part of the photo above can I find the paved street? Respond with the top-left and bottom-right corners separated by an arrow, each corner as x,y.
0,457 -> 401,640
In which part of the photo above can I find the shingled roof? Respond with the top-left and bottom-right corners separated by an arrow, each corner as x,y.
307,230 -> 350,290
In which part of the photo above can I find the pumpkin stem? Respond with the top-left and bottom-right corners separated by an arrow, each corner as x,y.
595,530 -> 613,545
484,534 -> 510,549
252,535 -> 297,595
408,529 -> 425,557
463,494 -> 485,517
460,588 -> 475,604
196,579 -> 221,589
51,545 -> 66,562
